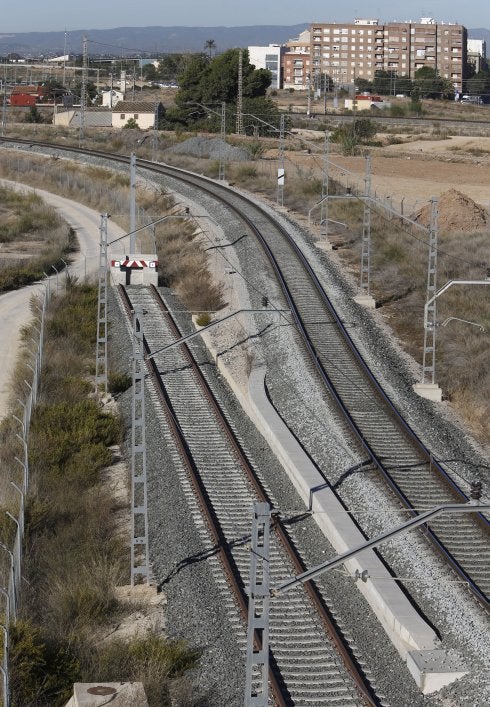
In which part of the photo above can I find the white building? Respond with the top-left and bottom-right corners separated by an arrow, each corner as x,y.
467,38 -> 486,73
112,101 -> 164,130
248,45 -> 284,89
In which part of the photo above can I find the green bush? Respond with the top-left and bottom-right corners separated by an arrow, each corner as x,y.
9,620 -> 80,707
195,312 -> 211,326
108,370 -> 132,395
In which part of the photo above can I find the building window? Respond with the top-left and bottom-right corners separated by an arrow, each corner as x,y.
134,114 -> 138,119
120,114 -> 125,119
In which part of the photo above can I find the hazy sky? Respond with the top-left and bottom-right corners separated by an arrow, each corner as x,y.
1,1 -> 487,33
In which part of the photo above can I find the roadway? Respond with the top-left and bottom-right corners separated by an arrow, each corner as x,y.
0,181 -> 127,419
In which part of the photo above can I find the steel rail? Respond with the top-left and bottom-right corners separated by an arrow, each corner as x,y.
2,137 -> 487,607
125,283 -> 379,706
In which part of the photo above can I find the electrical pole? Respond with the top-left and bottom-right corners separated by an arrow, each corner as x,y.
236,49 -> 243,135
277,113 -> 285,207
131,307 -> 150,586
129,153 -> 137,251
422,198 -> 439,384
95,213 -> 108,395
244,502 -> 271,707
219,101 -> 226,181
79,35 -> 88,145
359,154 -> 372,296
320,131 -> 329,237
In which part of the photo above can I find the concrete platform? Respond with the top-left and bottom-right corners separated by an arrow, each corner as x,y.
65,683 -> 148,707
413,382 -> 443,402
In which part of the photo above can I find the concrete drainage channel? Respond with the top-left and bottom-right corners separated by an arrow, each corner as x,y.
196,326 -> 469,695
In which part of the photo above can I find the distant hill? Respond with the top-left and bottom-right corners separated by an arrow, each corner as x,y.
0,25 -> 309,57
468,27 -> 490,45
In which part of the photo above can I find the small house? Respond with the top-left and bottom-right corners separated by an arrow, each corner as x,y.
112,101 -> 164,130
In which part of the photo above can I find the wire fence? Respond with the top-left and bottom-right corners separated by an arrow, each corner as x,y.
0,268 -> 60,706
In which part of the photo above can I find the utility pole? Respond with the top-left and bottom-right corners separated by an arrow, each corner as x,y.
360,154 -> 372,295
422,198 -> 439,384
95,213 -> 109,395
244,502 -> 271,707
236,49 -> 243,135
129,153 -> 137,251
320,131 -> 329,237
277,114 -> 285,207
131,307 -> 150,586
79,35 -> 88,145
219,101 -> 226,181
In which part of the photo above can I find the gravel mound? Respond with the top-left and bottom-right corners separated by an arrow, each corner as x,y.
412,188 -> 489,232
165,136 -> 250,161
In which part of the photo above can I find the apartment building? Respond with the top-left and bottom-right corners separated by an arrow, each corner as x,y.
308,17 -> 467,91
282,30 -> 311,90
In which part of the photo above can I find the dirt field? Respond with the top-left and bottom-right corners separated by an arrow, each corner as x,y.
282,134 -> 490,214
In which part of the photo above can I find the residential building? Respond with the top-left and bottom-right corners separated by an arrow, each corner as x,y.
307,17 -> 467,92
283,30 -> 311,90
112,101 -> 164,130
248,45 -> 284,89
9,84 -> 47,106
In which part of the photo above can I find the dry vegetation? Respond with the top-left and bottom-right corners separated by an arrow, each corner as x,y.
0,186 -> 77,292
0,285 -> 199,706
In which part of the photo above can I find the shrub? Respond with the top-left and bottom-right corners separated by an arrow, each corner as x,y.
9,620 -> 80,707
246,141 -> 266,160
91,633 -> 199,705
195,312 -> 211,326
108,370 -> 132,395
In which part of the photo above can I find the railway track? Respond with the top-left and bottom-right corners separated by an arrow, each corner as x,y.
119,283 -> 378,706
2,138 -> 488,607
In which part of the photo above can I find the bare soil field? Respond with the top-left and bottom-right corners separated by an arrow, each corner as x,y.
281,135 -> 490,213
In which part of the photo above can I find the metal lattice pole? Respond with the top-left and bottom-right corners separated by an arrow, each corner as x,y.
152,105 -> 158,162
131,307 -> 150,586
320,131 -> 329,237
79,35 -> 88,145
95,213 -> 108,395
244,502 -> 271,707
219,101 -> 226,181
236,49 -> 243,135
422,198 -> 439,384
276,114 -> 285,207
129,153 -> 137,251
359,154 -> 372,295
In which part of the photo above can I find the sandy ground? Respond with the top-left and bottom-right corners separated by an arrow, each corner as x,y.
0,183 -> 127,420
282,134 -> 490,214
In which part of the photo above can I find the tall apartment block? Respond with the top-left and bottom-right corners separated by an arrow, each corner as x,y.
308,17 -> 467,91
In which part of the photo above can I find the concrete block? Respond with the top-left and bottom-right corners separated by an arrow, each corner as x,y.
407,650 -> 468,694
354,293 -> 376,309
413,382 -> 443,402
68,682 -> 148,706
315,240 -> 333,251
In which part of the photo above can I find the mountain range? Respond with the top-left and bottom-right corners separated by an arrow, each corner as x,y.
0,25 -> 309,56
0,25 -> 488,58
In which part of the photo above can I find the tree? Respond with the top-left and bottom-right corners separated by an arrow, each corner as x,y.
356,78 -> 373,94
171,48 -> 272,129
123,117 -> 139,129
413,66 -> 453,99
24,105 -> 43,123
465,70 -> 490,98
